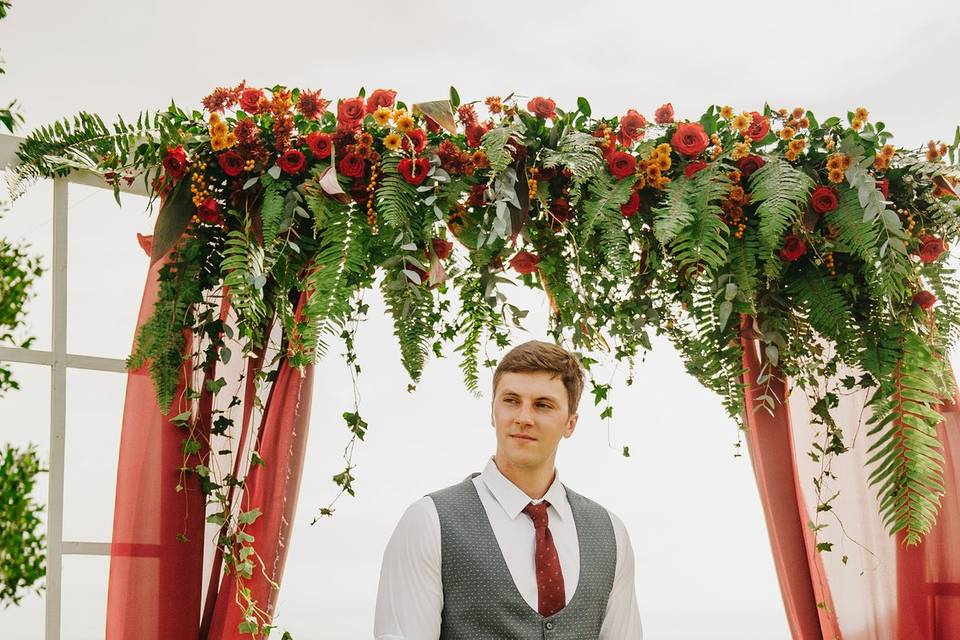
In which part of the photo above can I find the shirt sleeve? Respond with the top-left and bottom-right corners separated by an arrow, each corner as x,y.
373,496 -> 444,640
599,509 -> 644,640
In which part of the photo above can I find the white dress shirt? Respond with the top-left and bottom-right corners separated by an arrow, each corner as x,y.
374,455 -> 643,639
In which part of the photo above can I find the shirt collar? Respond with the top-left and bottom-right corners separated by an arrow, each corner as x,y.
480,455 -> 571,522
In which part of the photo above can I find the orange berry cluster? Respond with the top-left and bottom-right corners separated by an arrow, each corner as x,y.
366,163 -> 380,235
823,251 -> 836,276
189,162 -> 210,207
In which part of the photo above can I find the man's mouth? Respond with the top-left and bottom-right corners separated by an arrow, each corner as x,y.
510,434 -> 536,441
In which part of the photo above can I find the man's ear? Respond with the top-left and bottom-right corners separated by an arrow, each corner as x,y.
564,412 -> 578,438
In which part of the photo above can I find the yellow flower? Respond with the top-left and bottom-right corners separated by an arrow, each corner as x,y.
880,144 -> 896,159
655,143 -> 672,158
825,139 -> 835,151
373,106 -> 392,127
731,113 -> 751,133
792,107 -> 805,119
645,164 -> 661,181
826,153 -> 844,171
357,131 -> 374,146
854,107 -> 869,120
828,169 -> 845,184
211,135 -> 227,151
779,126 -> 795,140
732,142 -> 751,160
788,138 -> 806,153
396,114 -> 415,133
392,107 -> 408,122
211,121 -> 228,136
225,133 -> 237,148
209,113 -> 222,124
383,132 -> 402,151
656,155 -> 671,171
785,149 -> 798,161
873,156 -> 889,171
851,118 -> 864,131
720,105 -> 734,119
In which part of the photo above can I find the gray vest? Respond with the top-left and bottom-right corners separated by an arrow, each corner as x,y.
428,472 -> 617,640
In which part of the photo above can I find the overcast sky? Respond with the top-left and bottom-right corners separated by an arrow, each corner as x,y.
2,1 -> 959,638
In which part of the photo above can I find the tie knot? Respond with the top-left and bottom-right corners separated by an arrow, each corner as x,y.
522,500 -> 551,529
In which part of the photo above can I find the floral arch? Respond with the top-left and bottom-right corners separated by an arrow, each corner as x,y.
9,82 -> 960,638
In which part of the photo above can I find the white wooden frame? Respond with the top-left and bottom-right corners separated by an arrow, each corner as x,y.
0,133 -> 146,639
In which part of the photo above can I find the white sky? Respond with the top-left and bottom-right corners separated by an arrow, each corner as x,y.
1,0 -> 959,638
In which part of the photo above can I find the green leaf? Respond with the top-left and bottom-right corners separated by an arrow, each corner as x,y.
237,507 -> 262,525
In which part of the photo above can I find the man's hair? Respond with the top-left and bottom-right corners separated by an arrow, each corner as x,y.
491,340 -> 585,416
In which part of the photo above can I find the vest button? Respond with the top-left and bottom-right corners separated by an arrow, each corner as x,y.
545,621 -> 554,630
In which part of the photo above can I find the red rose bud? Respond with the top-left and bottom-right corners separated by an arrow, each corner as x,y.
550,197 -> 574,223
877,178 -> 890,200
916,235 -> 947,263
278,149 -> 306,174
620,190 -> 640,217
745,111 -> 770,141
810,186 -> 838,214
779,234 -> 807,261
162,145 -> 189,181
466,123 -> 489,148
607,151 -> 636,179
736,155 -> 766,181
913,290 -> 937,310
365,88 -> 397,114
218,150 -> 244,177
684,160 -> 708,178
198,197 -> 221,224
337,96 -> 366,130
654,102 -> 674,124
398,157 -> 430,186
239,88 -> 264,114
402,129 -> 428,154
338,152 -> 366,179
306,132 -> 333,159
526,96 -> 557,120
509,250 -> 540,274
671,122 -> 710,158
432,237 -> 453,260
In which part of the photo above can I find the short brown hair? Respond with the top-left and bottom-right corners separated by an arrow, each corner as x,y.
492,340 -> 585,416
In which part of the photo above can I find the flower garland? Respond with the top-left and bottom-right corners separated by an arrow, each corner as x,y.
11,82 -> 960,636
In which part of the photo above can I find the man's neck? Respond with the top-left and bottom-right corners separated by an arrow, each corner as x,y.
493,454 -> 555,500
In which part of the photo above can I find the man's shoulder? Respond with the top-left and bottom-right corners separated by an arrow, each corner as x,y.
562,484 -> 629,531
424,473 -> 480,502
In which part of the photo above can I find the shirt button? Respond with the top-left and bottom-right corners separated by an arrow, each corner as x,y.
545,622 -> 554,630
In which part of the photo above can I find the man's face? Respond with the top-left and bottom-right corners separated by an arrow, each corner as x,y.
491,370 -> 578,471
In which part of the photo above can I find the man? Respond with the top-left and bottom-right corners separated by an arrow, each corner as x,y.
374,340 -> 643,639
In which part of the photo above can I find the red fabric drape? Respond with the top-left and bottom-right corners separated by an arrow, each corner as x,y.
204,292 -> 315,639
740,317 -> 841,639
106,235 -> 214,640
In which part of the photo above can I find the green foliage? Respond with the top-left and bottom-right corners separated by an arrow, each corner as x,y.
0,237 -> 43,396
481,122 -> 526,176
259,182 -> 285,246
652,174 -> 698,245
380,272 -> 437,384
663,168 -> 730,277
0,443 -> 46,607
865,330 -> 950,545
541,129 -> 604,200
221,223 -> 269,352
580,172 -> 635,247
375,155 -> 417,230
749,157 -> 814,257
788,269 -> 861,361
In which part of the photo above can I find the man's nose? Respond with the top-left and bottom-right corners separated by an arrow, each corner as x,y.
516,402 -> 534,423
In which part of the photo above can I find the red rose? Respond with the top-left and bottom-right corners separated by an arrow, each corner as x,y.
619,109 -> 647,143
239,88 -> 264,114
671,122 -> 709,158
620,190 -> 640,217
877,178 -> 890,200
398,157 -> 430,185
509,250 -> 540,274
337,96 -> 366,130
306,132 -> 333,159
745,112 -> 770,142
278,149 -> 306,174
162,145 -> 189,181
402,129 -> 428,154
197,197 -> 221,224
432,237 -> 453,260
527,96 -> 557,120
810,186 -> 838,214
217,150 -> 244,177
913,290 -> 937,310
779,234 -> 807,261
654,102 -> 674,124
736,155 -> 766,181
466,123 -> 489,148
550,197 -> 574,222
684,160 -> 708,178
917,235 -> 947,263
607,151 -> 636,179
366,88 -> 397,114
338,152 -> 366,179
424,116 -> 441,134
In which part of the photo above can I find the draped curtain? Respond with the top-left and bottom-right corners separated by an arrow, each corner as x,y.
105,234 -> 315,640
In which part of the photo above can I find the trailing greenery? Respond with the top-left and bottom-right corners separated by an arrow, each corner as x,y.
0,443 -> 46,607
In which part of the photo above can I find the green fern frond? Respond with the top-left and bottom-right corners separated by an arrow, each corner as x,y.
221,224 -> 268,350
664,167 -> 731,277
788,269 -> 860,361
259,182 -> 285,246
542,129 -> 604,200
823,187 -> 879,264
481,122 -> 526,175
749,157 -> 814,254
580,173 -> 636,245
652,174 -> 698,245
381,273 -> 436,384
375,155 -> 417,229
865,330 -> 948,546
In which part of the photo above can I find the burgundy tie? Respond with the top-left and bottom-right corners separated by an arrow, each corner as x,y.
522,500 -> 565,617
